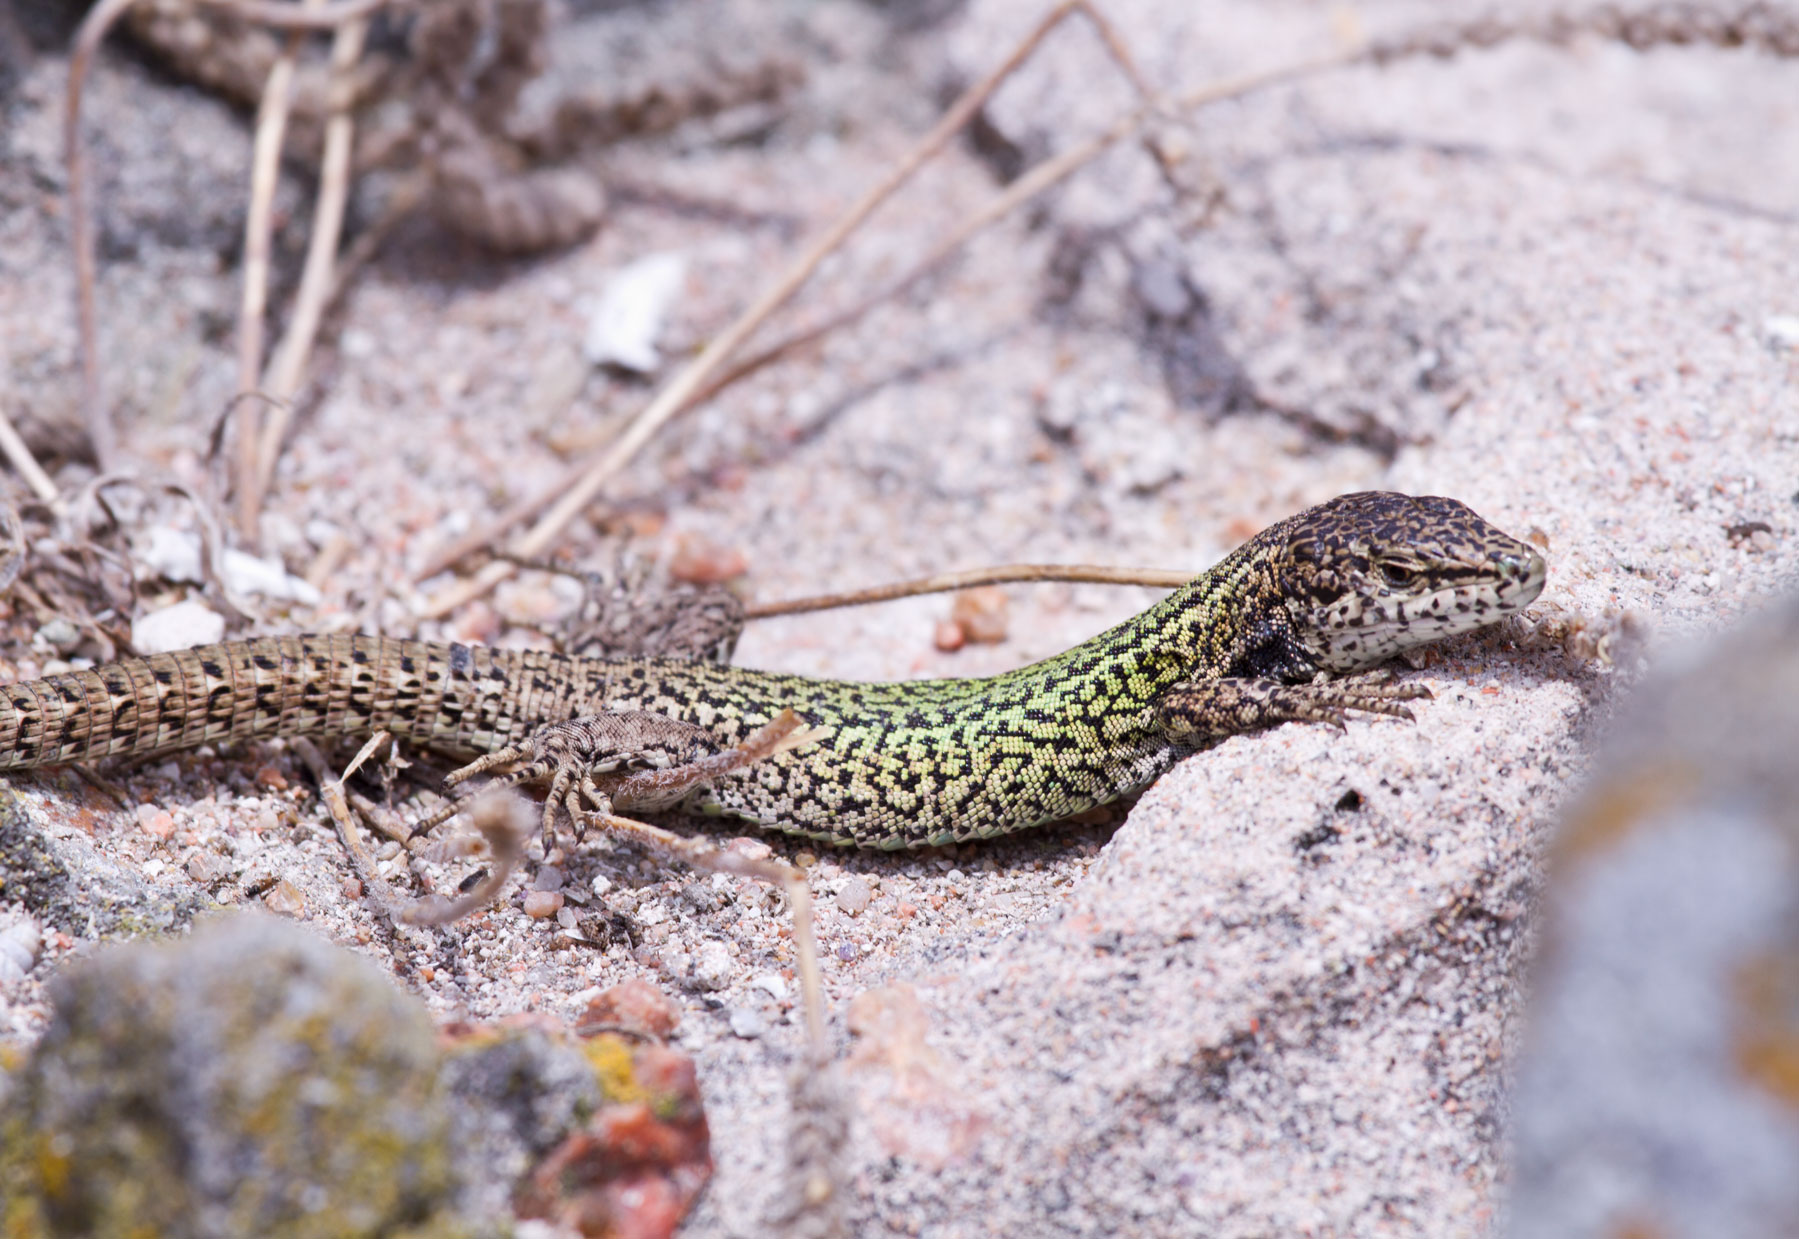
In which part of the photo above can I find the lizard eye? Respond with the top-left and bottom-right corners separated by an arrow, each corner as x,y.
1383,562 -> 1417,587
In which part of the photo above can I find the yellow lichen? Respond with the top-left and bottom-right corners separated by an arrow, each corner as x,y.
583,1034 -> 646,1105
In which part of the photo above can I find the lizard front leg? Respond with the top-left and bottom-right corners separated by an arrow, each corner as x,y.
1155,671 -> 1430,745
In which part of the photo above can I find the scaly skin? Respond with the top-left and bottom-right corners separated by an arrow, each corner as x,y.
0,492 -> 1545,848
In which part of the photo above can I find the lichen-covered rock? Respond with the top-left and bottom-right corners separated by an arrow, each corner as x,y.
1509,595 -> 1799,1237
0,913 -> 468,1239
502,1025 -> 712,1239
0,930 -> 714,1239
0,788 -> 210,940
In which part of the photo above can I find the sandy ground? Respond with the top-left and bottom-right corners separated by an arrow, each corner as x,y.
1,0 -> 1797,1235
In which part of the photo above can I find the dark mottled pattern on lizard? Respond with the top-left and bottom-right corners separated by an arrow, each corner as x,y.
0,493 -> 1545,848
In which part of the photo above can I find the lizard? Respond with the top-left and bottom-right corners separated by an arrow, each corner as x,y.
0,491 -> 1545,850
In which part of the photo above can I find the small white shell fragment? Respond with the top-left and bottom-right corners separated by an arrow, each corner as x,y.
583,251 -> 688,373
1762,314 -> 1799,347
132,599 -> 226,654
727,1006 -> 766,1039
134,527 -> 321,604
221,549 -> 323,605
136,526 -> 205,583
0,917 -> 42,984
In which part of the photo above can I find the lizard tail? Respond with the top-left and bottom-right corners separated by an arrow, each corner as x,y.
0,634 -> 588,769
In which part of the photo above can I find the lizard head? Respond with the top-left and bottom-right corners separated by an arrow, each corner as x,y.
1276,491 -> 1546,672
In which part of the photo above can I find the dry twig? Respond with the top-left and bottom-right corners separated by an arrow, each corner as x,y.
0,401 -> 61,505
64,0 -> 138,473
232,11 -> 310,541
415,0 -> 1161,611
742,562 -> 1194,620
253,9 -> 370,512
415,2 -> 1799,611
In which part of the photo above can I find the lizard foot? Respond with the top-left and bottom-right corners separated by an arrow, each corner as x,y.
1157,671 -> 1432,743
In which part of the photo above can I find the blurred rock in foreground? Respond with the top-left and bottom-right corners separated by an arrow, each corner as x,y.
0,914 -> 711,1239
1509,593 -> 1799,1238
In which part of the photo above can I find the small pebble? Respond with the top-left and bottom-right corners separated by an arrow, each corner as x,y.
1764,313 -> 1799,347
131,599 -> 225,655
836,877 -> 872,916
185,852 -> 231,884
263,880 -> 307,917
950,586 -> 1009,644
36,617 -> 81,654
590,874 -> 613,897
556,906 -> 578,930
690,940 -> 734,991
836,942 -> 859,962
523,891 -> 565,920
534,867 -> 566,893
341,877 -> 364,899
577,978 -> 680,1038
751,972 -> 788,1002
669,534 -> 747,585
728,1006 -> 766,1039
136,805 -> 176,840
0,917 -> 42,984
583,250 -> 688,373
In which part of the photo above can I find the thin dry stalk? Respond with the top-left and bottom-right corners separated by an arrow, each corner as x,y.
743,563 -> 1194,620
0,403 -> 61,505
696,47 -> 1360,405
253,11 -> 371,512
196,0 -> 389,29
233,9 -> 318,541
416,0 -> 1124,613
291,733 -> 390,902
64,0 -> 138,474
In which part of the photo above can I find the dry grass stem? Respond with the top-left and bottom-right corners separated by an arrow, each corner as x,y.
63,0 -> 138,473
253,11 -> 371,512
415,4 -> 1796,612
195,0 -> 389,30
416,0 -> 1135,615
291,734 -> 388,903
0,402 -> 61,505
743,563 -> 1195,620
232,14 -> 311,541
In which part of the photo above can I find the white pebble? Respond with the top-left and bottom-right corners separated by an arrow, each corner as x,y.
583,251 -> 688,373
221,549 -> 323,605
1763,314 -> 1799,347
132,600 -> 225,655
690,940 -> 734,991
0,918 -> 42,984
